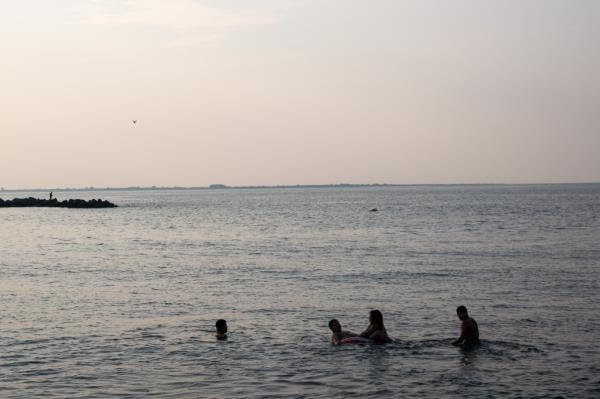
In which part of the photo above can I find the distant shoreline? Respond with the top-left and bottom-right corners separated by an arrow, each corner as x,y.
1,182 -> 599,192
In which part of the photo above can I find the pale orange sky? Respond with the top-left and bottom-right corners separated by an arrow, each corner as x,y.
1,0 -> 599,188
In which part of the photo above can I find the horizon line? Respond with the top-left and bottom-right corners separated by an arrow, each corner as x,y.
1,182 -> 599,192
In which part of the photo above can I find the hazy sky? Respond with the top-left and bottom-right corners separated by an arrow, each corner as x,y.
2,0 -> 599,188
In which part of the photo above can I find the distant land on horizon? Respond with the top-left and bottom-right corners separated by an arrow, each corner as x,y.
1,182 -> 599,192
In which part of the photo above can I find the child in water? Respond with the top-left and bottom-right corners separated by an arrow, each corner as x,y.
328,319 -> 358,345
216,319 -> 228,340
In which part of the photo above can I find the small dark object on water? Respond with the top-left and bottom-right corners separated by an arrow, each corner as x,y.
370,208 -> 378,212
216,319 -> 228,340
0,197 -> 117,209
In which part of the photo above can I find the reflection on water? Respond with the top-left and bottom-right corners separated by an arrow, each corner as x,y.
458,343 -> 481,368
1,185 -> 599,398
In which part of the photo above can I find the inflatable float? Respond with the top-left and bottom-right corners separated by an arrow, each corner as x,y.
340,336 -> 370,344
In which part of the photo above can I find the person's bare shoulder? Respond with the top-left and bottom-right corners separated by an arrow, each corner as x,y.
466,318 -> 477,330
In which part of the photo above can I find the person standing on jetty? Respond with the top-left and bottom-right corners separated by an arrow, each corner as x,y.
49,192 -> 53,200
452,305 -> 480,348
360,310 -> 392,343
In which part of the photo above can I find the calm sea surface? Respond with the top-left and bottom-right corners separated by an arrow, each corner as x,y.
1,185 -> 599,398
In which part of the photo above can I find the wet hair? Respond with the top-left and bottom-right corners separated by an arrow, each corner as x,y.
370,310 -> 385,330
216,319 -> 227,333
456,306 -> 468,314
328,319 -> 339,329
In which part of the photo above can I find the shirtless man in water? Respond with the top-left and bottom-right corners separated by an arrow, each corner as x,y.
328,319 -> 357,345
452,306 -> 480,348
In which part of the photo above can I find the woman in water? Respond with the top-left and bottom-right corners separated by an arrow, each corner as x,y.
360,310 -> 392,343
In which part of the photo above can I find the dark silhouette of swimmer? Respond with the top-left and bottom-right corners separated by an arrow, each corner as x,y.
452,305 -> 479,348
360,310 -> 391,343
216,319 -> 228,340
328,319 -> 358,345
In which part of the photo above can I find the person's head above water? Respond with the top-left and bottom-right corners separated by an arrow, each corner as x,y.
456,305 -> 469,320
329,319 -> 342,333
369,310 -> 385,330
216,319 -> 228,339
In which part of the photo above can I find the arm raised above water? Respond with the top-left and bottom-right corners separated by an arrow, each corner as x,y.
360,324 -> 375,338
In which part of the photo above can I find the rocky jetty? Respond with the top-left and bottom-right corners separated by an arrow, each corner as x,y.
0,197 -> 117,208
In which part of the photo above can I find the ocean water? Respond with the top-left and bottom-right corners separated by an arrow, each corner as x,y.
1,185 -> 599,398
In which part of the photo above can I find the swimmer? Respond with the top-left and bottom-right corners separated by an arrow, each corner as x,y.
328,319 -> 358,345
452,305 -> 479,348
216,319 -> 228,340
359,310 -> 392,343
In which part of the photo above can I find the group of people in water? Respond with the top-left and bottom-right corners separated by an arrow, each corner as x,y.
328,309 -> 392,344
328,306 -> 479,347
214,306 -> 480,349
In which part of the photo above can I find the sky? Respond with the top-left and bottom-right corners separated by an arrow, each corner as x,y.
1,0 -> 599,188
